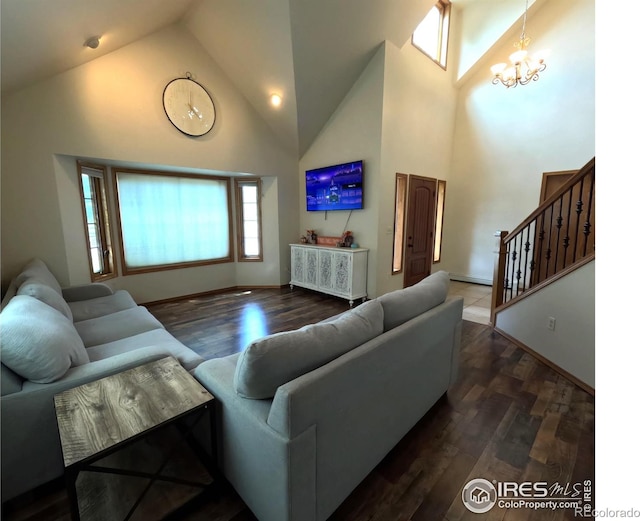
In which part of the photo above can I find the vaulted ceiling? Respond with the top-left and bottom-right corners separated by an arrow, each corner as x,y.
1,0 -> 435,158
4,0 -> 545,161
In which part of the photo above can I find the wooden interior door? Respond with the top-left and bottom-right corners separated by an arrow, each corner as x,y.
540,170 -> 577,204
403,176 -> 436,287
533,168 -> 590,285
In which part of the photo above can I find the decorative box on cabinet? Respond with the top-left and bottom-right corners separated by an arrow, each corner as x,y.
290,244 -> 368,306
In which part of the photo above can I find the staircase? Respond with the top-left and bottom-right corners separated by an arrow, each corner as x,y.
490,157 -> 595,325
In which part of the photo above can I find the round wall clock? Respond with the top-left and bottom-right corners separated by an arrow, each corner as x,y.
162,73 -> 216,137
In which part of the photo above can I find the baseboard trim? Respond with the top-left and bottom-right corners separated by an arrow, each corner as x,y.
450,274 -> 492,286
142,285 -> 286,306
493,326 -> 594,396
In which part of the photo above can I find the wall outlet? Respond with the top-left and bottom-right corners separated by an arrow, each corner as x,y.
547,316 -> 556,331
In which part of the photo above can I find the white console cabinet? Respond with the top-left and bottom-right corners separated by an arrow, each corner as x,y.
290,244 -> 368,306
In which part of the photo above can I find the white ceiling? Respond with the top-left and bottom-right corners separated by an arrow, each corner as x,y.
1,0 -> 434,157
0,0 -> 197,94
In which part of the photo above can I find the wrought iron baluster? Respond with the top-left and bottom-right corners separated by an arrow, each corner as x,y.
536,213 -> 546,286
583,171 -> 595,257
510,238 -> 519,301
545,203 -> 554,280
573,177 -> 585,263
523,223 -> 531,292
504,239 -> 512,302
562,186 -> 573,269
553,195 -> 564,275
516,232 -> 523,296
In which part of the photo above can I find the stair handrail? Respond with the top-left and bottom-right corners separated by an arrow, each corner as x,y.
490,157 -> 595,326
504,157 -> 595,244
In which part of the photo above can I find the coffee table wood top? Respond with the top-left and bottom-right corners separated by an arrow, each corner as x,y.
54,356 -> 213,468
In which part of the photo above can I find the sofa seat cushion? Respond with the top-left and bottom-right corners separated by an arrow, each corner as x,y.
0,295 -> 89,383
378,270 -> 450,331
15,258 -> 62,296
74,307 -> 165,347
85,329 -> 204,372
17,281 -> 73,320
234,299 -> 384,399
1,363 -> 24,396
67,290 -> 137,322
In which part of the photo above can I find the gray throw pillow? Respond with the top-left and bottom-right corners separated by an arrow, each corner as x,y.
15,258 -> 62,295
0,295 -> 89,383
18,281 -> 73,320
234,299 -> 384,399
377,270 -> 450,331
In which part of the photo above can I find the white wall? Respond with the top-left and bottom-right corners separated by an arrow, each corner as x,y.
235,176 -> 283,286
440,0 -> 595,284
299,45 -> 386,298
495,261 -> 595,388
377,39 -> 458,296
455,0 -> 547,82
1,24 -> 298,302
297,36 -> 461,299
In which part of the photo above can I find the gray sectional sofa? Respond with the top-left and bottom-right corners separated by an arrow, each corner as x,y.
194,270 -> 463,521
0,258 -> 204,501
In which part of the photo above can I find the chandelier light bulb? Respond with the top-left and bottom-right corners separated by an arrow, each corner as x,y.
532,49 -> 550,63
509,50 -> 527,65
490,63 -> 507,75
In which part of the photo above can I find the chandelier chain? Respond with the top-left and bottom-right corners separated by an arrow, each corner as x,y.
520,0 -> 528,42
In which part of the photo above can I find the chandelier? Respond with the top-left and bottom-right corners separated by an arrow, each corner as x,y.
490,0 -> 548,88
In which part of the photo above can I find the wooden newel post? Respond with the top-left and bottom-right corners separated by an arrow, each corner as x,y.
490,230 -> 508,328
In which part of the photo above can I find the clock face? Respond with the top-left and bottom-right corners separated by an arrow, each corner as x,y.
163,77 -> 216,137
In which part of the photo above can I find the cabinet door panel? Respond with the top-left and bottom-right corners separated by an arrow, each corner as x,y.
318,250 -> 333,290
334,252 -> 351,295
304,249 -> 318,286
292,247 -> 304,284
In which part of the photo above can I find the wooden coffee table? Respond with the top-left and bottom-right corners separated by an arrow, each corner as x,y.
54,356 -> 217,521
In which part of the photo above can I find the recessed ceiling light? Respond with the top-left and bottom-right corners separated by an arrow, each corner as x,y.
270,93 -> 282,107
84,36 -> 101,49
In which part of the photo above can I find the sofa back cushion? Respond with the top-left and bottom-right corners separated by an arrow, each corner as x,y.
0,295 -> 89,383
15,258 -> 62,295
234,299 -> 384,399
377,270 -> 450,331
18,281 -> 73,321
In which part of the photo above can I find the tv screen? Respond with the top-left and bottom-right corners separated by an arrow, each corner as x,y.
305,160 -> 364,212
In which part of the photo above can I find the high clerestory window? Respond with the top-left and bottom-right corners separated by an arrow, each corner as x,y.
412,0 -> 451,69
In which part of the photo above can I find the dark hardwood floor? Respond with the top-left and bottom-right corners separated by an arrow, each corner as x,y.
2,287 -> 595,521
146,287 -> 353,359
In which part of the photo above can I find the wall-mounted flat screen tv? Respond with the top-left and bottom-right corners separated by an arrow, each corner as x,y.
305,160 -> 364,212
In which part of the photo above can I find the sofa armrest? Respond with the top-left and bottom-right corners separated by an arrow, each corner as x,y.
26,346 -> 174,392
0,346 -> 173,502
194,356 -> 316,521
62,283 -> 114,302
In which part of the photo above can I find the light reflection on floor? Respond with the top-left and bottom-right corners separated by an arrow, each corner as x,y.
239,302 -> 269,350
